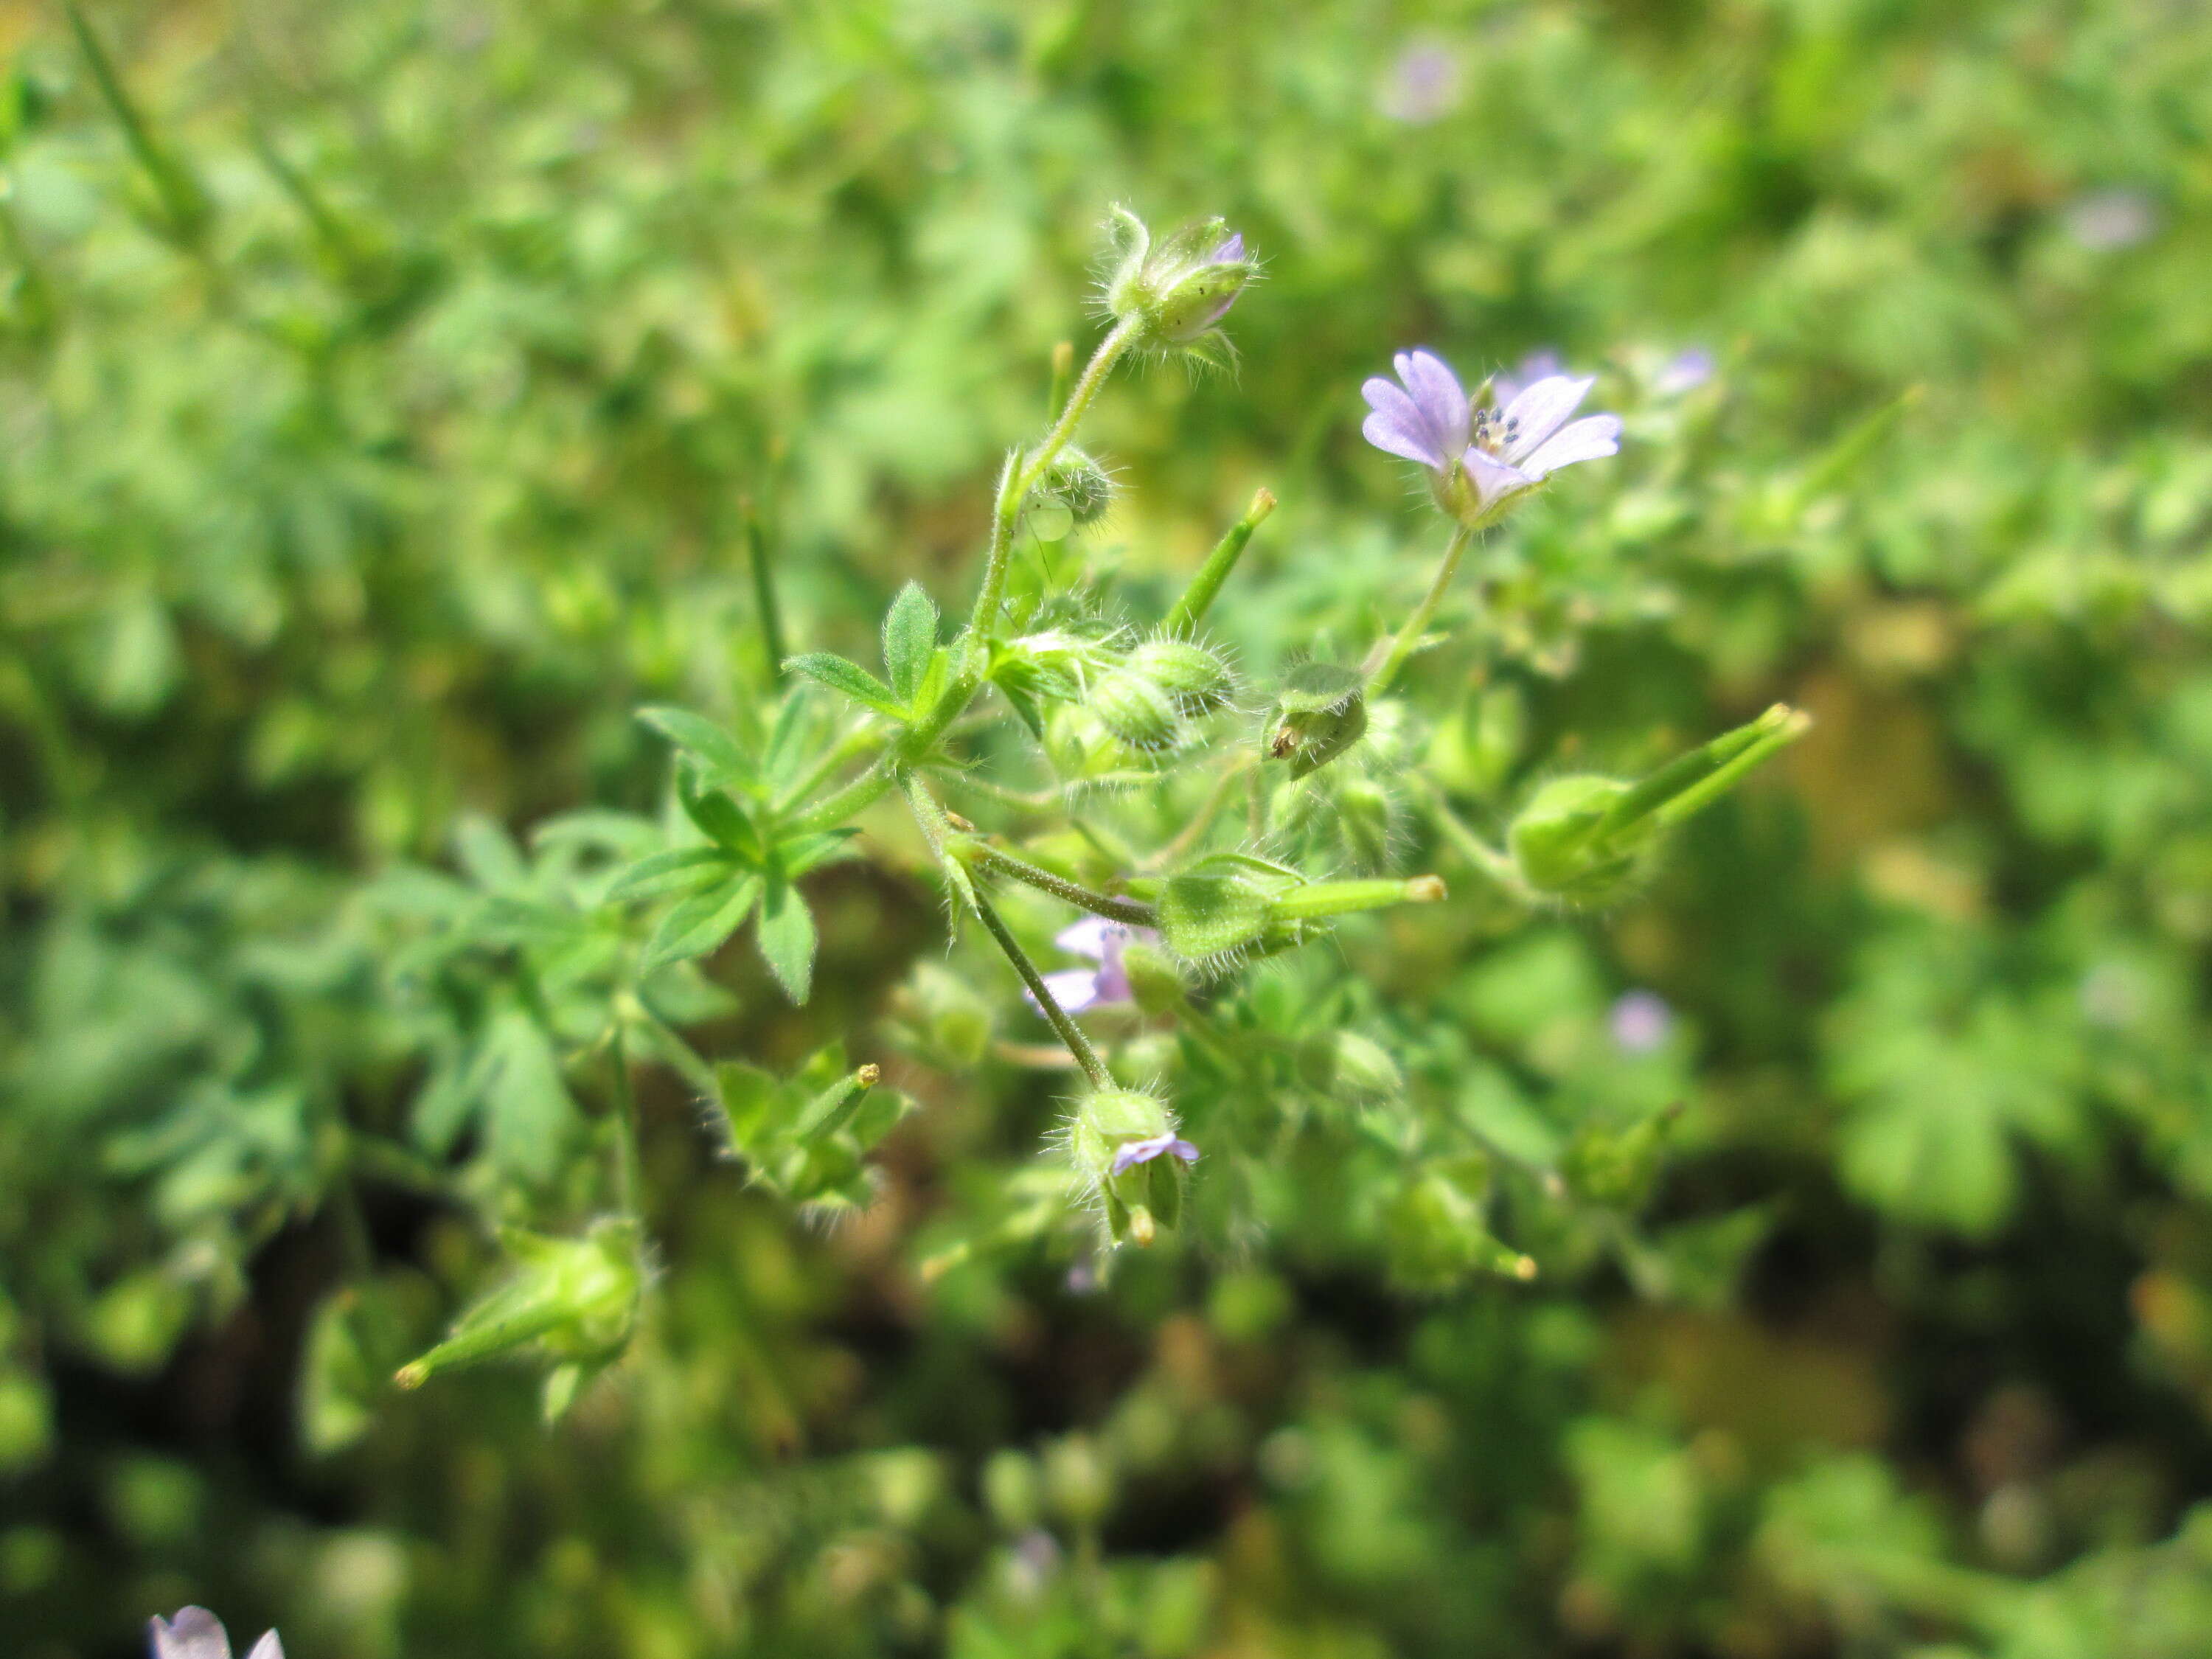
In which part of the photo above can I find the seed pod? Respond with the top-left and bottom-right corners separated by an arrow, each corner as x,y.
1508,774 -> 1646,905
393,1219 -> 642,1393
1086,667 -> 1183,753
1125,637 -> 1234,712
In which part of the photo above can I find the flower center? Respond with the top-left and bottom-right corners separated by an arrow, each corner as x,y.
1470,405 -> 1520,457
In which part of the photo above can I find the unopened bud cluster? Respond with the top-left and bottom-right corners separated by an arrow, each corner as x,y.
1102,206 -> 1259,361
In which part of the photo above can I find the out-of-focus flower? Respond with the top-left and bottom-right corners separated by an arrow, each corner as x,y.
150,1610 -> 283,1659
2062,188 -> 2158,252
1378,41 -> 1463,124
1030,916 -> 1156,1014
1109,1130 -> 1200,1176
1653,347 -> 1716,397
1363,349 -> 1621,526
1609,990 -> 1674,1054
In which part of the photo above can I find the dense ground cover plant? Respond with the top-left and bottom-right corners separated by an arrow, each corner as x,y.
4,1 -> 2212,1656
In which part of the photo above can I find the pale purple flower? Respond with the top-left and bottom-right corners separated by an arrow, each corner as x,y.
1029,917 -> 1155,1015
2062,188 -> 2158,252
1609,990 -> 1674,1055
1653,347 -> 1716,397
1109,1131 -> 1200,1176
150,1610 -> 283,1659
1363,348 -> 1621,524
1379,41 -> 1463,125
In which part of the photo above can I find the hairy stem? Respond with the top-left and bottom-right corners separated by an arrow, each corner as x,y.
970,317 -> 1141,636
964,842 -> 1158,927
1364,524 -> 1475,696
971,889 -> 1113,1089
786,759 -> 900,835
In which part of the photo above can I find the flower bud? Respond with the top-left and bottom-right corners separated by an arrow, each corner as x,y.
1124,637 -> 1234,712
1266,662 -> 1368,780
1298,1030 -> 1405,1103
1101,206 -> 1258,359
983,1449 -> 1043,1533
1033,447 -> 1116,526
1117,938 -> 1188,1015
1085,667 -> 1184,753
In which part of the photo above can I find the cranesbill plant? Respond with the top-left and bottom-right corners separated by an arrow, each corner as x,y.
389,206 -> 1805,1402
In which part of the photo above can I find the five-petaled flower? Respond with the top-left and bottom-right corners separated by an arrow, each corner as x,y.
150,1609 -> 283,1659
1030,916 -> 1156,1015
1110,1131 -> 1200,1175
1363,348 -> 1621,526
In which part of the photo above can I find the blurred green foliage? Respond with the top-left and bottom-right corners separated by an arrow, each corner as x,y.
4,0 -> 2212,1655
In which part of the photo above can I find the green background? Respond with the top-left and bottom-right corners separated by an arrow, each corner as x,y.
4,0 -> 2212,1655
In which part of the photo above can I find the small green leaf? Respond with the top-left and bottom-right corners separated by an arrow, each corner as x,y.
642,874 -> 759,970
607,845 -> 736,904
677,768 -> 762,858
883,582 -> 939,704
757,879 -> 817,1004
780,828 -> 860,878
638,706 -> 759,787
786,653 -> 908,720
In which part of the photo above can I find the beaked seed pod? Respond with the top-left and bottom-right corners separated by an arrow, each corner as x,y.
1507,773 -> 1646,905
1125,637 -> 1234,712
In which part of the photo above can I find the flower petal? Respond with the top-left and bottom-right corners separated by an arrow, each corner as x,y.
1032,968 -> 1104,1014
1210,232 -> 1245,263
1463,448 -> 1537,512
1363,405 -> 1444,469
1166,1137 -> 1200,1162
150,1611 -> 232,1659
1520,414 -> 1621,479
244,1637 -> 285,1659
1500,375 -> 1593,463
1054,916 -> 1115,961
1394,349 -> 1469,456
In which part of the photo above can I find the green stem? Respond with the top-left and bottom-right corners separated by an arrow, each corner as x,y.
964,843 -> 1158,927
744,498 -> 789,686
1162,487 -> 1275,636
970,317 -> 1140,636
774,722 -> 885,818
1411,778 -> 1536,903
1363,524 -> 1475,697
608,1021 -> 644,1226
786,759 -> 899,835
64,0 -> 211,246
972,890 -> 1113,1089
1271,874 -> 1446,922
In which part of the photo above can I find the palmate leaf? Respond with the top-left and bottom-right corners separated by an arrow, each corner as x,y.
641,873 -> 761,973
756,877 -> 817,1004
607,845 -> 737,905
882,581 -> 939,705
637,706 -> 759,790
786,652 -> 908,721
